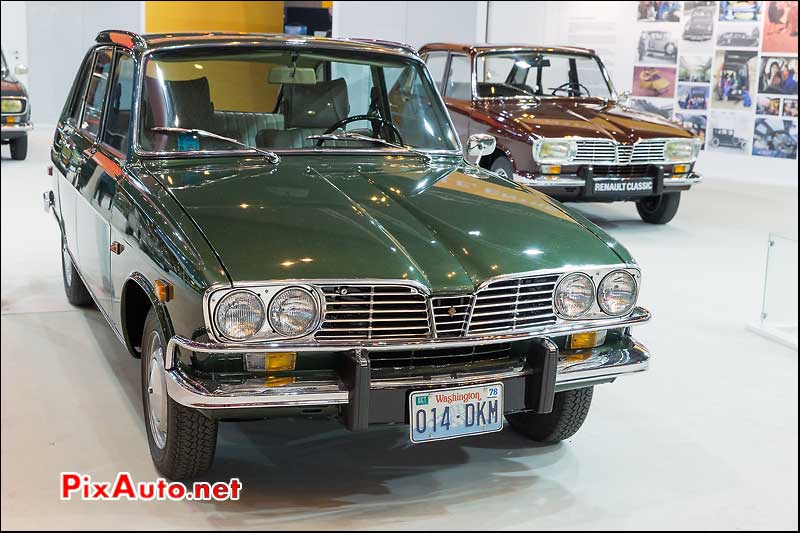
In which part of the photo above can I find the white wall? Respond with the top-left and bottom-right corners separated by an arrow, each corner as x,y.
1,1 -> 30,87
6,1 -> 144,126
332,1 -> 488,50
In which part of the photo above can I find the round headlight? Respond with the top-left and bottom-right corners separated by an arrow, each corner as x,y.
554,273 -> 595,318
214,290 -> 265,341
268,287 -> 318,337
598,270 -> 638,316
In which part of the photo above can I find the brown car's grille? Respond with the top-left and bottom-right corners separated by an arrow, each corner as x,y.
591,165 -> 653,178
369,343 -> 514,369
315,285 -> 431,341
572,139 -> 669,165
431,295 -> 471,338
467,274 -> 559,334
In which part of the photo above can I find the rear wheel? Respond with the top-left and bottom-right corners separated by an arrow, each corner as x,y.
490,155 -> 514,180
636,192 -> 681,224
61,237 -> 93,306
10,135 -> 28,160
141,308 -> 218,480
506,387 -> 594,443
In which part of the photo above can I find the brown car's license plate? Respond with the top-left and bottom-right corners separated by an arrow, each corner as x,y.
593,179 -> 654,195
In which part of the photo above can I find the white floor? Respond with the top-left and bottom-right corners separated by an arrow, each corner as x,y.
1,130 -> 798,530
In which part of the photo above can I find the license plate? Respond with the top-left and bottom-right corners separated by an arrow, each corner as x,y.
409,383 -> 503,443
593,179 -> 653,195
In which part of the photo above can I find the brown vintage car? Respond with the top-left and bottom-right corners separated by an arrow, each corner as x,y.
418,43 -> 703,224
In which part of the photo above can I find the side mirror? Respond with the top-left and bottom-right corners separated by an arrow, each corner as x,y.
14,64 -> 28,75
467,133 -> 496,163
617,90 -> 632,107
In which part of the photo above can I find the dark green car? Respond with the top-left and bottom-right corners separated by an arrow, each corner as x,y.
47,31 -> 651,480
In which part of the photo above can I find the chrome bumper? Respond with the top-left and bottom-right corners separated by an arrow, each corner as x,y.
514,173 -> 703,188
165,332 -> 651,410
1,123 -> 33,133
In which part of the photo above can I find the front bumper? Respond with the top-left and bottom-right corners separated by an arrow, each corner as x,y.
515,169 -> 702,200
164,312 -> 651,426
1,122 -> 33,140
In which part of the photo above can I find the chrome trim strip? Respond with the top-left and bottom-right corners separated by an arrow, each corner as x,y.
164,306 -> 651,370
514,173 -> 702,188
1,123 -> 33,132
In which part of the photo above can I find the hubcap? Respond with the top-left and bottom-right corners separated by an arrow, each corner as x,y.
62,243 -> 73,287
146,331 -> 168,450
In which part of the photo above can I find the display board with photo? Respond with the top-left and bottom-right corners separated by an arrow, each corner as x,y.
631,1 -> 796,160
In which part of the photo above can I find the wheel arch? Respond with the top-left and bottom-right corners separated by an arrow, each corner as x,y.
121,272 -> 175,358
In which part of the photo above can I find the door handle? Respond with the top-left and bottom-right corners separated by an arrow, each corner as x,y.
110,241 -> 125,255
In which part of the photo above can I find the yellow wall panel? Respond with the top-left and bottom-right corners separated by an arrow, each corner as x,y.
145,1 -> 284,34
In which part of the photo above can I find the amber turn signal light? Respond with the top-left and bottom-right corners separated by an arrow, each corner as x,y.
568,330 -> 607,349
541,164 -> 562,175
266,352 -> 297,372
154,279 -> 174,302
673,164 -> 689,174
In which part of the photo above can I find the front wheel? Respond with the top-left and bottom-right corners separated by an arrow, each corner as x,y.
10,135 -> 28,160
489,155 -> 514,180
636,192 -> 681,224
141,307 -> 218,480
506,387 -> 594,443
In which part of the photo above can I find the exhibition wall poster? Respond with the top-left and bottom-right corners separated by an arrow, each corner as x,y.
634,1 -> 798,159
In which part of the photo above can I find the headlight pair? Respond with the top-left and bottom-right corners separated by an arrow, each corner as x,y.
554,270 -> 638,319
214,287 -> 318,341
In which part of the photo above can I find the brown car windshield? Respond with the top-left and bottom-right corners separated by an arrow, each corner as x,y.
137,48 -> 459,153
476,52 -> 615,99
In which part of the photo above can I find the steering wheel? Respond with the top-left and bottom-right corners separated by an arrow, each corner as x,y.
316,114 -> 404,147
550,82 -> 592,97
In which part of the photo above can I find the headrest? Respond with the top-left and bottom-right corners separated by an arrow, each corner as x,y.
268,66 -> 317,85
165,77 -> 214,130
284,78 -> 349,129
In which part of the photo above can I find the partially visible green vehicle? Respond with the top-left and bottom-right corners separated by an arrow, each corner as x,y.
1,49 -> 32,160
47,31 -> 652,480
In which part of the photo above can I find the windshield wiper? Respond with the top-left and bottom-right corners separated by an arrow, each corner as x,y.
306,132 -> 433,166
150,127 -> 280,164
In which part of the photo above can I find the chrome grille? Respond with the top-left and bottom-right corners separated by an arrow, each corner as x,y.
431,295 -> 471,337
467,274 -> 559,334
315,285 -> 431,341
572,139 -> 669,165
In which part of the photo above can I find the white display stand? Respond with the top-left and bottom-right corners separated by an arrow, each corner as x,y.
747,233 -> 798,350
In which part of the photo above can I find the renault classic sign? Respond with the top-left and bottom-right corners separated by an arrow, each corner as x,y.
594,180 -> 654,194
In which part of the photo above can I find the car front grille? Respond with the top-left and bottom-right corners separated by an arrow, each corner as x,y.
591,164 -> 653,178
370,343 -> 515,369
572,139 -> 668,165
466,274 -> 559,334
315,284 -> 431,341
431,295 -> 471,337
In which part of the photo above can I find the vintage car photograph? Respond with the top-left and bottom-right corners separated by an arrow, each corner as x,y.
712,49 -> 758,108
716,25 -> 761,46
1,1 -> 798,531
1,49 -> 32,160
678,54 -> 713,82
682,3 -> 716,40
421,44 -> 700,224
637,30 -> 678,64
677,83 -> 709,109
752,116 -> 799,157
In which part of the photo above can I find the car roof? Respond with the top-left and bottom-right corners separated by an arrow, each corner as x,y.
419,42 -> 597,56
94,30 -> 419,58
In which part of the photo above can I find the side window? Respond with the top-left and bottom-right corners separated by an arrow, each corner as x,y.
64,56 -> 93,125
81,48 -> 114,136
445,54 -> 471,100
424,52 -> 448,92
102,52 -> 134,155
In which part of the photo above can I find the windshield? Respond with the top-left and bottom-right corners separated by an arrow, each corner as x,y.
138,48 -> 458,153
475,51 -> 615,99
1,51 -> 7,76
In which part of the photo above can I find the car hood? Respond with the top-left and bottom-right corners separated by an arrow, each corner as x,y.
480,98 -> 692,143
1,78 -> 26,98
143,155 -> 630,293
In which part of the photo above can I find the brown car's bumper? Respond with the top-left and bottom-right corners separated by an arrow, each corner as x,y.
1,122 -> 32,140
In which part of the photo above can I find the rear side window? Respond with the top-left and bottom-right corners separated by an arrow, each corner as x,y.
102,52 -> 134,155
81,48 -> 114,136
445,55 -> 471,100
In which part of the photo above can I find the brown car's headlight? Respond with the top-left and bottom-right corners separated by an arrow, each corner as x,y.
597,270 -> 638,316
554,273 -> 595,318
665,138 -> 700,162
214,290 -> 265,341
1,99 -> 24,113
268,287 -> 318,337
